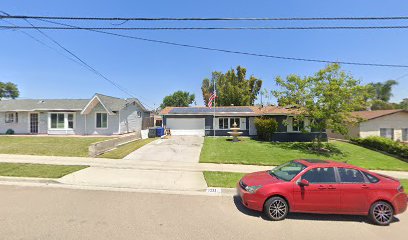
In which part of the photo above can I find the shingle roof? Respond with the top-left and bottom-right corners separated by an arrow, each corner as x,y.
160,105 -> 299,116
351,109 -> 407,120
0,93 -> 149,112
0,99 -> 89,112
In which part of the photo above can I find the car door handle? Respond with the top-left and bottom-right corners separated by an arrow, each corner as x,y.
317,185 -> 326,190
361,184 -> 370,189
327,185 -> 336,190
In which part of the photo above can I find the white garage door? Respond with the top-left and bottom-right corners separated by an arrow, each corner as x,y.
166,118 -> 205,136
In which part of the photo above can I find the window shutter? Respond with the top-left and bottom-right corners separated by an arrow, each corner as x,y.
240,118 -> 246,130
287,117 -> 293,132
214,117 -> 219,130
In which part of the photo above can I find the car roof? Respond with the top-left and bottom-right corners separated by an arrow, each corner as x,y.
294,159 -> 365,170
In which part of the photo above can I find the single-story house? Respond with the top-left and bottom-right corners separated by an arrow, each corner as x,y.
0,93 -> 150,135
159,106 -> 326,142
327,109 -> 408,142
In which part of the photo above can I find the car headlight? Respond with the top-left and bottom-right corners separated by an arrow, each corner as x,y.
245,185 -> 262,193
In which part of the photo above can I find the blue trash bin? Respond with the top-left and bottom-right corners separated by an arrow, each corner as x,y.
156,127 -> 165,137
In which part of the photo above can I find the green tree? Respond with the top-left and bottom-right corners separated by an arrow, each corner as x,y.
368,80 -> 398,102
0,82 -> 19,99
398,98 -> 408,109
273,63 -> 372,143
201,66 -> 262,106
160,91 -> 195,109
370,100 -> 398,110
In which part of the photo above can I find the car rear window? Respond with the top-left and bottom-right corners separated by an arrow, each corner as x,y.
338,168 -> 366,183
363,172 -> 380,183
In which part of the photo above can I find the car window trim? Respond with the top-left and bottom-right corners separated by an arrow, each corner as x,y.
300,166 -> 339,184
337,167 -> 369,184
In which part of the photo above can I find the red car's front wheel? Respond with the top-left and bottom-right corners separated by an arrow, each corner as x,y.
264,196 -> 289,221
369,201 -> 394,226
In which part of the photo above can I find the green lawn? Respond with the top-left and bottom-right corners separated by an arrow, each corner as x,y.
400,179 -> 408,190
204,171 -> 408,190
0,163 -> 87,178
0,136 -> 113,157
204,171 -> 246,188
200,137 -> 408,171
98,138 -> 158,159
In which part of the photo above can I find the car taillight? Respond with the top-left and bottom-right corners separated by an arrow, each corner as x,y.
398,185 -> 404,193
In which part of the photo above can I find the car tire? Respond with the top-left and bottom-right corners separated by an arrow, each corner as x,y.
264,196 -> 288,221
369,201 -> 394,226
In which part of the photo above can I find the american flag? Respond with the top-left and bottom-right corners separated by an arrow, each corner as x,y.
208,90 -> 217,109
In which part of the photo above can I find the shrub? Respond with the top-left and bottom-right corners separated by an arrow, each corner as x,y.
5,129 -> 15,135
254,117 -> 278,141
351,136 -> 408,159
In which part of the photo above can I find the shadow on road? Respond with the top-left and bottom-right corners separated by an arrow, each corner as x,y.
232,196 -> 400,225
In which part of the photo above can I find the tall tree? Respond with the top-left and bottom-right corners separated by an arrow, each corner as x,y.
201,66 -> 262,106
399,98 -> 408,109
160,91 -> 195,109
273,63 -> 372,143
368,80 -> 398,102
0,82 -> 19,99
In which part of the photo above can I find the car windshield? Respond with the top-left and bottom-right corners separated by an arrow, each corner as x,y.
269,161 -> 307,181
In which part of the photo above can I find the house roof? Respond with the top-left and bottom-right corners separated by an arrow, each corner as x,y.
160,105 -> 299,116
351,109 -> 408,120
0,99 -> 89,112
0,93 -> 149,113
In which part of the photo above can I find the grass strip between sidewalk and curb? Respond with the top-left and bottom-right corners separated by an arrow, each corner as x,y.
0,163 -> 88,178
203,171 -> 246,188
98,138 -> 158,159
200,138 -> 408,171
203,171 -> 408,190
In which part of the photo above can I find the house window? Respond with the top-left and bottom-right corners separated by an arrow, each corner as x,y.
380,128 -> 394,140
230,118 -> 240,128
96,113 -> 108,128
50,113 -> 65,129
5,112 -> 18,123
291,117 -> 304,132
219,118 -> 229,129
137,111 -> 142,118
68,114 -> 74,129
402,128 -> 408,141
50,113 -> 75,129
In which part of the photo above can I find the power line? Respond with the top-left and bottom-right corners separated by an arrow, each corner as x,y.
1,13 -> 153,109
2,15 -> 408,21
3,25 -> 408,30
32,18 -> 408,68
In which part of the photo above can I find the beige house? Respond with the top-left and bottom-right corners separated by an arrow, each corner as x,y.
328,109 -> 408,142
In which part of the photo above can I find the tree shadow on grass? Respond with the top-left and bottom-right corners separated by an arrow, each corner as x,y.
232,195 -> 400,224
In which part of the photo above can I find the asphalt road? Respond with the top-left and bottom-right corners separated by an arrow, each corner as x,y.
0,185 -> 406,240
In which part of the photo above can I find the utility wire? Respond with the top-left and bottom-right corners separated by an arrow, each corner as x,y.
3,25 -> 408,30
2,15 -> 408,21
3,15 -> 153,109
33,18 -> 408,68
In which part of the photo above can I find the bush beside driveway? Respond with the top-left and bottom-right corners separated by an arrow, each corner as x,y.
200,137 -> 408,171
0,136 -> 113,157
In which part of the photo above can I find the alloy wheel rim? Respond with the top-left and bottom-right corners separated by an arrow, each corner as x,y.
373,203 -> 392,224
269,200 -> 287,219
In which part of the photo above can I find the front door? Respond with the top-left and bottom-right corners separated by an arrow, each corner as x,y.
30,113 -> 39,134
293,167 -> 341,213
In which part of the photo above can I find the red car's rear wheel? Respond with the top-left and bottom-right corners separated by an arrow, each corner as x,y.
369,201 -> 394,226
264,196 -> 288,221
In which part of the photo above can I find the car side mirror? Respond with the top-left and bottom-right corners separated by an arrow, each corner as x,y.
298,179 -> 309,187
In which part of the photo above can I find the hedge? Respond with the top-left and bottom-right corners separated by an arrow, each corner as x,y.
351,136 -> 408,159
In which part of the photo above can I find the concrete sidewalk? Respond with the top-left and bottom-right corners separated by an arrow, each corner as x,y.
1,154 -> 408,178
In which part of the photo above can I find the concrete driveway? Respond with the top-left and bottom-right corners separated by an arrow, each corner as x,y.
124,136 -> 204,163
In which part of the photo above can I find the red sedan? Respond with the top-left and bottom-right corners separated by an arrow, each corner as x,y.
237,159 -> 407,225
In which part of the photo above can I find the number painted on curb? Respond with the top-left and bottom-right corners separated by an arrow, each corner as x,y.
206,188 -> 222,193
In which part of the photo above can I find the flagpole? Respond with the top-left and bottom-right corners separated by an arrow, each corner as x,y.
213,80 -> 216,137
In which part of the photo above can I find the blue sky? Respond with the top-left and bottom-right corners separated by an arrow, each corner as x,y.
0,0 -> 407,109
